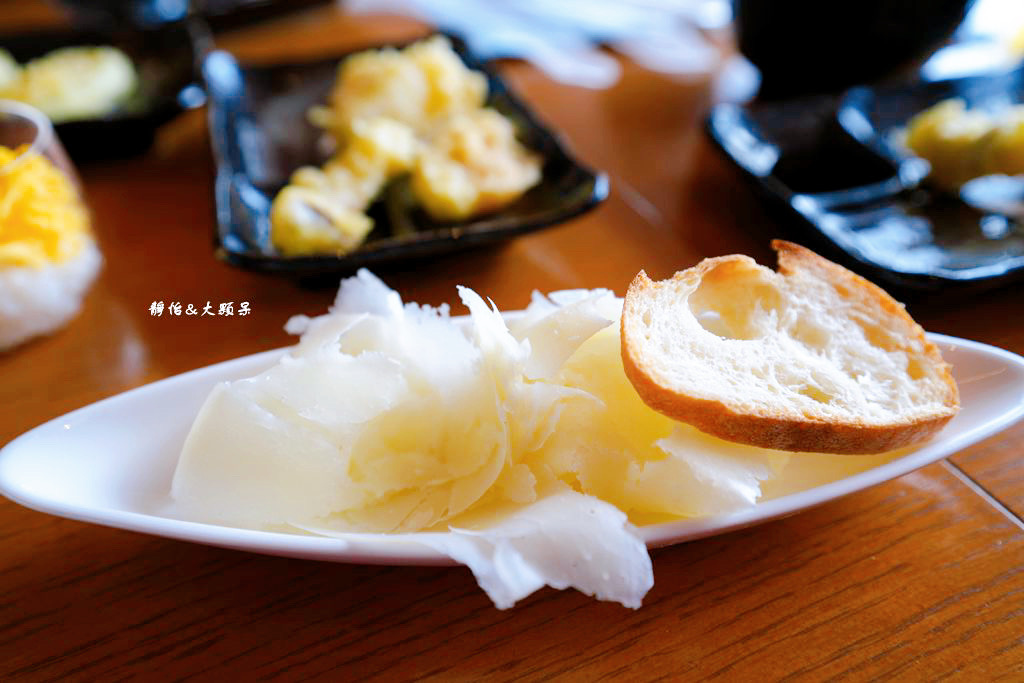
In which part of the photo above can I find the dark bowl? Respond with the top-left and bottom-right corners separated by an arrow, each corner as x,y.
733,0 -> 975,99
203,35 -> 608,279
0,22 -> 203,161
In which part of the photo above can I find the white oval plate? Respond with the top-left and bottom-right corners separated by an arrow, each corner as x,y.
2,333 -> 1023,566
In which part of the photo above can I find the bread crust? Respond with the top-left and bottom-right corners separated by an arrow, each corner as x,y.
620,241 -> 960,455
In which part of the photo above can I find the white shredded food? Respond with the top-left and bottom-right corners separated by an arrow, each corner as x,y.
172,270 -> 787,608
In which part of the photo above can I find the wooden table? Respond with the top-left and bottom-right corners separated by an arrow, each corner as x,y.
2,6 -> 1023,680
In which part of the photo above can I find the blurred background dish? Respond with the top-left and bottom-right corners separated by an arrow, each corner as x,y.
838,65 -> 1024,193
0,45 -> 138,124
203,37 -> 608,280
707,0 -> 1024,296
0,99 -> 100,351
0,21 -> 204,161
706,94 -> 1024,296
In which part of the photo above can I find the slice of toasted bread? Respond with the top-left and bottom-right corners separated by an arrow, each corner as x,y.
620,241 -> 960,454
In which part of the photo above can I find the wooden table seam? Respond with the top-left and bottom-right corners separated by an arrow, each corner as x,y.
941,459 -> 1024,531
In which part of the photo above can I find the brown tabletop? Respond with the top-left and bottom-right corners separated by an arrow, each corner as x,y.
2,5 -> 1023,680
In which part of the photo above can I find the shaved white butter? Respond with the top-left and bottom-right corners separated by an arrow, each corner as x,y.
172,269 -> 786,609
648,429 -> 783,515
303,489 -> 652,610
416,490 -> 653,609
507,288 -> 617,380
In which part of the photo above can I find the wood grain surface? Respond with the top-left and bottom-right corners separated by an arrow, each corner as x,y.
2,4 -> 1023,681
948,422 -> 1024,518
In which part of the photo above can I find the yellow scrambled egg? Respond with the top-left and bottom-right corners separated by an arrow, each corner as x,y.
0,144 -> 91,268
905,98 -> 1024,189
270,36 -> 541,257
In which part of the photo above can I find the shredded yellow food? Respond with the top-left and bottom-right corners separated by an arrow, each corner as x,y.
0,144 -> 91,268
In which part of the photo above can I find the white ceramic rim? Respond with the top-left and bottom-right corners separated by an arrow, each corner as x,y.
0,333 -> 1021,566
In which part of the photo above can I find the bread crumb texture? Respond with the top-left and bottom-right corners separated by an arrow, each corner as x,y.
620,241 -> 960,454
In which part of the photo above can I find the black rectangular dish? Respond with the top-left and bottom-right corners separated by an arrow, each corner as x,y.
0,22 -> 203,161
203,35 -> 608,278
837,66 -> 1024,172
707,77 -> 1024,297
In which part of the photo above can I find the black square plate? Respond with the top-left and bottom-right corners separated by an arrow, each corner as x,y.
0,22 -> 202,161
707,80 -> 1024,297
203,35 -> 608,278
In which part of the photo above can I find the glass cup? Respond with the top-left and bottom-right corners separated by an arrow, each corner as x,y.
0,98 -> 79,184
0,99 -> 99,351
